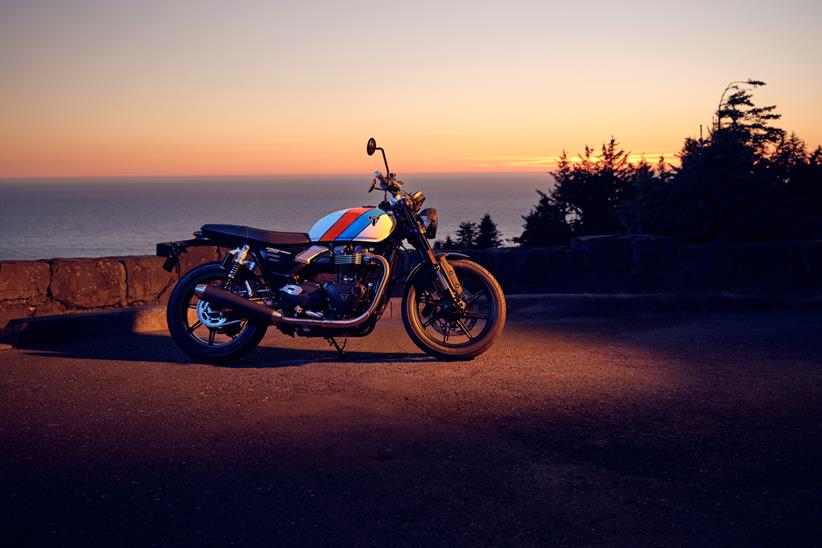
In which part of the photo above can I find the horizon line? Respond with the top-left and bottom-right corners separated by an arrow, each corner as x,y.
0,169 -> 559,182
0,153 -> 686,182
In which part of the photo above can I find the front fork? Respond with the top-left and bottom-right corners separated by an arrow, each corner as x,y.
406,216 -> 465,310
435,255 -> 464,301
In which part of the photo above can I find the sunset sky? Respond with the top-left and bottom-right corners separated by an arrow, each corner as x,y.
1,0 -> 821,178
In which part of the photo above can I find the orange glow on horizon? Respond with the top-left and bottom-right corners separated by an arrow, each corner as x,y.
1,1 -> 820,180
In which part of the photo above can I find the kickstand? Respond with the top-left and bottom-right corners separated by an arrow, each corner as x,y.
326,336 -> 346,358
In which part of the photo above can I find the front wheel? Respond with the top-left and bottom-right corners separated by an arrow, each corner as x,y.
402,259 -> 506,360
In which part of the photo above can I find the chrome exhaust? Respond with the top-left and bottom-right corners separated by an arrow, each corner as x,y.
193,254 -> 390,329
193,284 -> 283,323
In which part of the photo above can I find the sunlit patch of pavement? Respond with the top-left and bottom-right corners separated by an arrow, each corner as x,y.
1,310 -> 821,545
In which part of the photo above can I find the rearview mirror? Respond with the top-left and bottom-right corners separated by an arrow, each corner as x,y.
367,137 -> 377,156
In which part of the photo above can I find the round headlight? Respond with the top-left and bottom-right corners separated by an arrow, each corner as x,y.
410,191 -> 426,212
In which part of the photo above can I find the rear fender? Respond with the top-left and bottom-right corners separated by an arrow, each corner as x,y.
156,235 -> 217,272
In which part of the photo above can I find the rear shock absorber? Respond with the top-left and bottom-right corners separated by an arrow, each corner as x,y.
223,244 -> 250,288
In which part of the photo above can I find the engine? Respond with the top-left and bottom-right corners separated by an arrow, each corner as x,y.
325,249 -> 370,317
275,246 -> 375,320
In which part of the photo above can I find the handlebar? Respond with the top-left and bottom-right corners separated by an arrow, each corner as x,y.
370,171 -> 402,194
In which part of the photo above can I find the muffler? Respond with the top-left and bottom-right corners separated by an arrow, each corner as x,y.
193,284 -> 283,322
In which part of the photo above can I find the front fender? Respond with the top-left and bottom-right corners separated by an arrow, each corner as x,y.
403,252 -> 471,292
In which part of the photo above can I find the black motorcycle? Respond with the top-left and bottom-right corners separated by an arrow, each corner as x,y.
157,138 -> 506,363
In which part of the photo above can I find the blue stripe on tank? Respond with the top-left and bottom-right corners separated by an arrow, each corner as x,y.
336,208 -> 381,240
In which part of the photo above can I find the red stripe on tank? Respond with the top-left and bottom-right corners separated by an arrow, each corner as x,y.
320,208 -> 370,241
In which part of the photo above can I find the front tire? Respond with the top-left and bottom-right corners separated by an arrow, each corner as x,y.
402,259 -> 505,360
167,262 -> 268,364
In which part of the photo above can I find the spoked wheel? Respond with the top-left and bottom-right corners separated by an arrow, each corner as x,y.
402,259 -> 505,360
167,262 -> 268,364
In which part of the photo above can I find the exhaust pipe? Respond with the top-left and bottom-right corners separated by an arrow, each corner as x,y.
193,284 -> 283,322
194,254 -> 390,328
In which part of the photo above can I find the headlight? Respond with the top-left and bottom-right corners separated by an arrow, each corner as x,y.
410,191 -> 426,212
419,208 -> 438,239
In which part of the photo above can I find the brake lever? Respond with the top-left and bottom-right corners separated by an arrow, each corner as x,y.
369,178 -> 378,193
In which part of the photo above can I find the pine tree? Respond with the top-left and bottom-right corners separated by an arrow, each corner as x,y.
551,138 -> 632,235
434,236 -> 456,250
666,80 -> 788,240
455,221 -> 479,248
515,78 -> 822,243
516,138 -> 631,245
514,189 -> 573,246
716,79 -> 784,155
475,213 -> 502,248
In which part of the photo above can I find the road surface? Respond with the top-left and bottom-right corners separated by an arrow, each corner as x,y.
1,309 -> 821,546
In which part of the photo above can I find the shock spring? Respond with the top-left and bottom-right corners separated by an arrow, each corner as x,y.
224,244 -> 250,288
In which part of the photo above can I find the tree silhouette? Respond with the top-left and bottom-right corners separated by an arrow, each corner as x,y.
516,138 -> 632,245
476,213 -> 502,249
552,138 -> 632,235
513,190 -> 572,246
455,221 -> 479,248
434,235 -> 456,250
616,156 -> 670,234
716,80 -> 784,155
516,79 -> 822,244
662,81 -> 792,240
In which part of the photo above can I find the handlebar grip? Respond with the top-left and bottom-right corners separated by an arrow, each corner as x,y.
372,171 -> 401,193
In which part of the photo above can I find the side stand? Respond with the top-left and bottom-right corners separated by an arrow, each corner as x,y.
326,337 -> 346,358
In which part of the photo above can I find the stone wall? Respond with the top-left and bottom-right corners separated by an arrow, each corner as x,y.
1,236 -> 821,332
0,247 -> 219,328
456,236 -> 822,296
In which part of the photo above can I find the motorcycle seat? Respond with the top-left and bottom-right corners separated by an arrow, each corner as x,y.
201,224 -> 310,246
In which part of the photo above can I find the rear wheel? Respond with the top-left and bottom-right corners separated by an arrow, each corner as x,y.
167,262 -> 268,364
402,259 -> 505,360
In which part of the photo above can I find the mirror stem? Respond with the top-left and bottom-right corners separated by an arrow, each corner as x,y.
376,147 -> 390,175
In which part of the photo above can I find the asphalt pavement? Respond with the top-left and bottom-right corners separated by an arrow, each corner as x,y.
1,309 -> 821,546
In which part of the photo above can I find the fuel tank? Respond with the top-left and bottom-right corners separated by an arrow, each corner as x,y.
308,207 -> 395,243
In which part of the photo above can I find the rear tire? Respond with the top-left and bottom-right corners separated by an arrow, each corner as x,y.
402,259 -> 505,360
167,262 -> 268,364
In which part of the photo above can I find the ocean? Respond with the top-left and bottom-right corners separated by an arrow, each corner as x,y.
0,173 -> 552,260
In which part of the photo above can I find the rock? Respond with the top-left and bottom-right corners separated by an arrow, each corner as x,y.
626,235 -> 678,271
527,247 -> 584,292
0,261 -> 50,302
731,243 -> 801,295
178,247 -> 219,276
0,301 -> 36,328
31,300 -> 68,317
50,258 -> 126,308
801,241 -> 822,291
483,248 -> 524,293
679,244 -> 735,292
123,256 -> 176,305
571,236 -> 632,271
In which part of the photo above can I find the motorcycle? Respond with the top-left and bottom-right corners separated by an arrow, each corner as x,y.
156,138 -> 506,363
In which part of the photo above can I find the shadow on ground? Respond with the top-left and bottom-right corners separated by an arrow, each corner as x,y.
17,331 -> 434,367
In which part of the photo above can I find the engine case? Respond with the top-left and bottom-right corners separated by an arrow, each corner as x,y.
324,281 -> 368,317
278,280 -> 324,312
